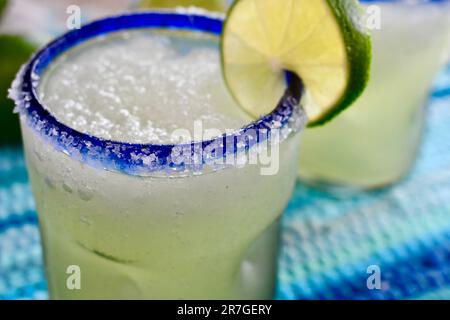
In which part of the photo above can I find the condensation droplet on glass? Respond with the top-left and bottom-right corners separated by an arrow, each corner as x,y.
45,177 -> 55,189
62,183 -> 73,193
78,188 -> 94,201
80,215 -> 93,226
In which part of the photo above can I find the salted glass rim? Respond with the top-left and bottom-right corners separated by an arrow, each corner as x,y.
10,10 -> 306,176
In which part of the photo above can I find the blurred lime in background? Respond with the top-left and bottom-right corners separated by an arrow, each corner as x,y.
140,0 -> 227,11
0,0 -> 6,15
0,0 -> 36,145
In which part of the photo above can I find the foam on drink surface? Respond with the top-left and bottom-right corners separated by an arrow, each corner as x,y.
38,30 -> 251,144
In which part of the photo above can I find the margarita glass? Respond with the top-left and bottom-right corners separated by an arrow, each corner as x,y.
10,11 -> 305,299
299,0 -> 450,188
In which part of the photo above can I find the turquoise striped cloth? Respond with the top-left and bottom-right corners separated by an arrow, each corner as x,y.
0,65 -> 449,300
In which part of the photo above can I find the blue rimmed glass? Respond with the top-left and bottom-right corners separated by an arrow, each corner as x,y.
298,0 -> 450,189
10,11 -> 305,299
11,11 -> 305,176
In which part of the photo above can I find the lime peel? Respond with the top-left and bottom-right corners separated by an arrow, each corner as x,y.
221,0 -> 371,127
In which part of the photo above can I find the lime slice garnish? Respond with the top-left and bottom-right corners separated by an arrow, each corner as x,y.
140,0 -> 227,12
221,0 -> 371,126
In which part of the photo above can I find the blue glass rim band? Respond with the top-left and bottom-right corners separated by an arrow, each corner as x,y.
10,10 -> 305,176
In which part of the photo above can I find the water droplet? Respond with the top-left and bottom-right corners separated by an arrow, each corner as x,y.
45,177 -> 55,189
62,183 -> 73,193
78,188 -> 93,201
80,215 -> 93,226
34,150 -> 43,162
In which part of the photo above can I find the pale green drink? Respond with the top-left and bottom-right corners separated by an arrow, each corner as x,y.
15,12 -> 304,299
